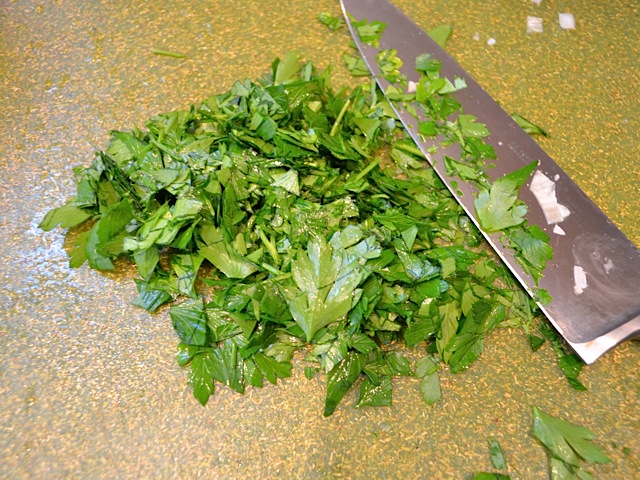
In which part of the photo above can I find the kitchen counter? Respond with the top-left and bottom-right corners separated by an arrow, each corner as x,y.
1,1 -> 638,478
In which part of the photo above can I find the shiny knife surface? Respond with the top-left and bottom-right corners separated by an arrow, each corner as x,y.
340,0 -> 640,363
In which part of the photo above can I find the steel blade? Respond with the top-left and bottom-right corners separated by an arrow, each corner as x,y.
340,0 -> 640,363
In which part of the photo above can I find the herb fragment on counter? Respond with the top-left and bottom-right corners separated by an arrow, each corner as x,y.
415,355 -> 441,405
40,49 -> 552,415
532,406 -> 610,479
472,438 -> 511,478
151,49 -> 186,58
490,438 -> 508,470
475,161 -> 537,233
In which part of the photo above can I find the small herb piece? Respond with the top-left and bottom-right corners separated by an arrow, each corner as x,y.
151,49 -> 186,58
343,52 -> 371,76
532,406 -> 611,478
489,438 -> 508,470
284,234 -> 375,342
428,25 -> 453,49
377,49 -> 406,85
350,16 -> 387,47
511,113 -> 548,137
506,224 -> 553,285
415,355 -> 441,405
472,439 -> 510,480
324,352 -> 367,417
317,12 -> 345,31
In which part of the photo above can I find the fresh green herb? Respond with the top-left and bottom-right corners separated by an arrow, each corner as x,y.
532,406 -> 611,478
538,322 -> 587,390
342,52 -> 371,76
317,12 -> 345,31
41,19 -> 553,414
415,355 -> 441,405
428,25 -> 453,49
489,438 -> 508,470
475,162 -> 537,233
353,18 -> 554,294
511,113 -> 548,137
377,48 -> 406,85
151,49 -> 186,58
472,438 -> 510,480
350,15 -> 387,47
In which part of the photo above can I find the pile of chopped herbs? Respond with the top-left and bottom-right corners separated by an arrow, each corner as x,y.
40,41 -> 565,415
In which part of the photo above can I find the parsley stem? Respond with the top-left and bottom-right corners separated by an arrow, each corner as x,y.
330,98 -> 351,137
259,229 -> 281,265
149,139 -> 181,161
394,142 -> 426,159
353,158 -> 380,183
151,49 -> 186,58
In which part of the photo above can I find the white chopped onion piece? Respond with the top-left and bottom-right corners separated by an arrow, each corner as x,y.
529,170 -> 571,224
559,13 -> 576,30
527,16 -> 544,34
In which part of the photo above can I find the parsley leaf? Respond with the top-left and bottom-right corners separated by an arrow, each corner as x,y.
475,162 -> 537,232
316,12 -> 345,31
283,232 -> 376,342
324,351 -> 367,416
532,406 -> 610,477
428,25 -> 453,49
350,16 -> 387,47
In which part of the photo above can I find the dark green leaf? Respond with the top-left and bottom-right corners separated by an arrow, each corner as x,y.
253,353 -> 292,385
200,238 -> 258,279
415,356 -> 441,405
132,279 -> 173,312
170,298 -> 207,346
317,12 -> 345,31
356,375 -> 392,408
324,351 -> 366,416
190,352 -> 215,406
507,225 -> 553,285
285,233 -> 367,341
210,339 -> 245,394
351,16 -> 387,47
85,223 -> 114,271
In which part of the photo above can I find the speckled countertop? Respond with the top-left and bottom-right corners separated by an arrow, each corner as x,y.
0,1 -> 638,478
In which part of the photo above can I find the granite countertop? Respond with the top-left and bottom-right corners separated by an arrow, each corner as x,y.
1,1 -> 638,478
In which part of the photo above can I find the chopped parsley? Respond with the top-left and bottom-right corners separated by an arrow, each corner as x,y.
41,20 -> 562,415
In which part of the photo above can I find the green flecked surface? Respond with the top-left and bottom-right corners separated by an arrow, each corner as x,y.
0,1 -> 638,478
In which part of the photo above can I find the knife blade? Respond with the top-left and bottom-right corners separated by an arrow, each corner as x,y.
340,0 -> 640,363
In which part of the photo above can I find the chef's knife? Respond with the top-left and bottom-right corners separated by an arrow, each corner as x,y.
340,0 -> 640,363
